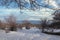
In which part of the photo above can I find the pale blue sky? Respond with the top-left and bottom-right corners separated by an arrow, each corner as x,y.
0,0 -> 60,21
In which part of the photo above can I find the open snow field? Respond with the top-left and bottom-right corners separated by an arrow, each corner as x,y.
0,28 -> 60,40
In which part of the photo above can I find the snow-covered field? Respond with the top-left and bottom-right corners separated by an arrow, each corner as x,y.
0,28 -> 60,40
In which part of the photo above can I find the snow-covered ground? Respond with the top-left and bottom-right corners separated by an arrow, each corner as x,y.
43,29 -> 60,33
0,28 -> 60,40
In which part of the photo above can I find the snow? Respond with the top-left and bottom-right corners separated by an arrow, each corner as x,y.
54,29 -> 60,32
0,28 -> 60,40
43,29 -> 60,33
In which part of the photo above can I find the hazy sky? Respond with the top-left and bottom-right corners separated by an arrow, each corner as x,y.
0,0 -> 59,21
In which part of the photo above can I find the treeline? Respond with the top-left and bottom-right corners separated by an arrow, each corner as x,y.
0,9 -> 60,33
41,9 -> 60,32
0,20 -> 42,30
0,14 -> 42,31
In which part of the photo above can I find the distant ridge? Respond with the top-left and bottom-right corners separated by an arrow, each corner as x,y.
17,20 -> 41,24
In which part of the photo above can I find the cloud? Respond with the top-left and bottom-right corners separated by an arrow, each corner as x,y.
0,0 -> 56,21
20,8 -> 54,20
25,0 -> 30,3
44,0 -> 58,8
0,7 -> 54,21
0,8 -> 20,20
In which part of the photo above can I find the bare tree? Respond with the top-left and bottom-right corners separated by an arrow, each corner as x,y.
0,0 -> 40,10
29,0 -> 40,10
52,9 -> 60,29
0,0 -> 27,9
41,19 -> 46,32
53,9 -> 60,20
17,23 -> 23,29
5,14 -> 17,31
0,20 -> 3,29
23,20 -> 31,29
